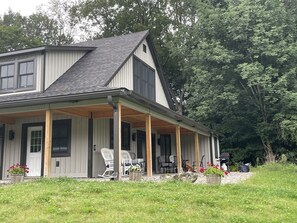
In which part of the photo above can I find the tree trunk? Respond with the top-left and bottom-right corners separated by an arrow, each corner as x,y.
262,141 -> 275,163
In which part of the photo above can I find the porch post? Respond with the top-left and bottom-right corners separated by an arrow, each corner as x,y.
0,124 -> 4,180
44,110 -> 53,177
113,103 -> 122,180
145,114 -> 152,177
175,125 -> 182,173
194,132 -> 199,170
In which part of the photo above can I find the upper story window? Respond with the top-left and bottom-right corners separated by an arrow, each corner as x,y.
133,56 -> 156,101
19,61 -> 34,88
0,64 -> 14,90
0,59 -> 35,93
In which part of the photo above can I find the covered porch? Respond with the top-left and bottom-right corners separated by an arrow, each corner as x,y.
0,92 -> 218,180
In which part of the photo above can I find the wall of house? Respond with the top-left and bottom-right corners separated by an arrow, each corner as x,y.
51,115 -> 88,178
92,118 -> 111,177
44,50 -> 86,89
2,115 -> 88,179
168,133 -> 211,169
0,52 -> 44,97
108,39 -> 170,108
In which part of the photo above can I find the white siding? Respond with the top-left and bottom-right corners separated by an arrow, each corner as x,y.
108,57 -> 133,89
2,115 -> 88,179
108,39 -> 170,108
199,135 -> 211,168
44,51 -> 86,89
165,133 -> 211,169
0,53 -> 44,97
92,118 -> 110,177
51,115 -> 88,177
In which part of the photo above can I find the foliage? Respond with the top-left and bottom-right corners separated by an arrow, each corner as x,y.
200,162 -> 228,177
128,164 -> 142,172
178,0 -> 297,163
7,164 -> 29,175
0,164 -> 297,222
0,9 -> 73,53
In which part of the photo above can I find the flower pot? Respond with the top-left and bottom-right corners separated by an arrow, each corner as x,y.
129,171 -> 142,181
206,174 -> 221,185
10,174 -> 24,183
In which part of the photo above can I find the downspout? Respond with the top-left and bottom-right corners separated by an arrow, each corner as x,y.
107,95 -> 121,180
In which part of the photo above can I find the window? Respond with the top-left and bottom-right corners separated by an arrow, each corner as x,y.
0,64 -> 14,90
143,44 -> 147,53
18,61 -> 34,88
110,119 -> 131,150
52,119 -> 71,157
0,59 -> 35,93
133,57 -> 156,101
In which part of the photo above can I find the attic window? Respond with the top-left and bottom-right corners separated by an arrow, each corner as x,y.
143,44 -> 147,53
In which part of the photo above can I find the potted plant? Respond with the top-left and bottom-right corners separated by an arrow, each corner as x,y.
7,164 -> 29,183
128,164 -> 142,181
200,162 -> 228,185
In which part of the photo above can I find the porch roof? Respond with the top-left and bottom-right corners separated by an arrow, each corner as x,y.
0,87 -> 212,136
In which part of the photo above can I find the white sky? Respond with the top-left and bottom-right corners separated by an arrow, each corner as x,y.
0,0 -> 50,16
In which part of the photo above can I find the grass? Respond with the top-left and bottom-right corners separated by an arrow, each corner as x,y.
0,164 -> 297,223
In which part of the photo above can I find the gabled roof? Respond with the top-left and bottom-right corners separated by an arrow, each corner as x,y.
0,30 -> 173,109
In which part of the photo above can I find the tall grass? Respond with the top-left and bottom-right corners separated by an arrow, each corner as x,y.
0,164 -> 296,222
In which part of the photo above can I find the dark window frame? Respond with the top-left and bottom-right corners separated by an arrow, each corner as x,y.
109,119 -> 131,150
52,119 -> 72,157
18,60 -> 34,88
133,56 -> 156,101
0,58 -> 36,94
0,63 -> 15,90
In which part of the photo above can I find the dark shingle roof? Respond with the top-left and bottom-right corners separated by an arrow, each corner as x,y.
47,30 -> 149,95
0,30 -> 149,105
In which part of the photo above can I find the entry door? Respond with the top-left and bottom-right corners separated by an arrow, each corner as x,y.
26,126 -> 43,176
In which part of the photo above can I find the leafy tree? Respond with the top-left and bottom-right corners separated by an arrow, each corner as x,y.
0,9 -> 72,53
184,0 -> 297,162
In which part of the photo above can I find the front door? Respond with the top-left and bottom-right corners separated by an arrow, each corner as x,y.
26,126 -> 43,176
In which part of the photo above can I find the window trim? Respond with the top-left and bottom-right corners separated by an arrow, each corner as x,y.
0,58 -> 36,94
51,119 -> 72,157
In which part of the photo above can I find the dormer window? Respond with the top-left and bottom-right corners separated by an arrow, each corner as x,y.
19,61 -> 34,88
0,64 -> 14,90
0,59 -> 35,93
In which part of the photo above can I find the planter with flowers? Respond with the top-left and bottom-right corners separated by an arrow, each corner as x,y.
200,162 -> 228,185
7,164 -> 29,183
128,164 -> 142,181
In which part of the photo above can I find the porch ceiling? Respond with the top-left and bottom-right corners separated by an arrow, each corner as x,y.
0,104 -> 194,134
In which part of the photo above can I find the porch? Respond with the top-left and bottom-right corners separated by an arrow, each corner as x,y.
0,93 -> 218,180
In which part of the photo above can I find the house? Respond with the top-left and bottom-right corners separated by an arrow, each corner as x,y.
0,30 -> 220,180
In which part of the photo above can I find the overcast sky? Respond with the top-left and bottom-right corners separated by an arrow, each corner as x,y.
0,0 -> 50,16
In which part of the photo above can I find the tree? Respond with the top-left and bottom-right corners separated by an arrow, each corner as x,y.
0,9 -> 73,53
184,0 -> 297,162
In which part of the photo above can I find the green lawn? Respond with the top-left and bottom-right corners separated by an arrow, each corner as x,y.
0,164 -> 296,223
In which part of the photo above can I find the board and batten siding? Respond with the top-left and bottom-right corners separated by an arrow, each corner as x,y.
168,133 -> 211,168
44,51 -> 86,89
2,115 -> 88,179
108,39 -> 170,108
92,118 -> 110,177
0,53 -> 44,97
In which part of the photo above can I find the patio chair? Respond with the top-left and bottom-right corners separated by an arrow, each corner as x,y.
98,148 -> 117,179
121,150 -> 133,176
158,155 -> 173,173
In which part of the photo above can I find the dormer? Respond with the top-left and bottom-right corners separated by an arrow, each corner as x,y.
0,46 -> 95,97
